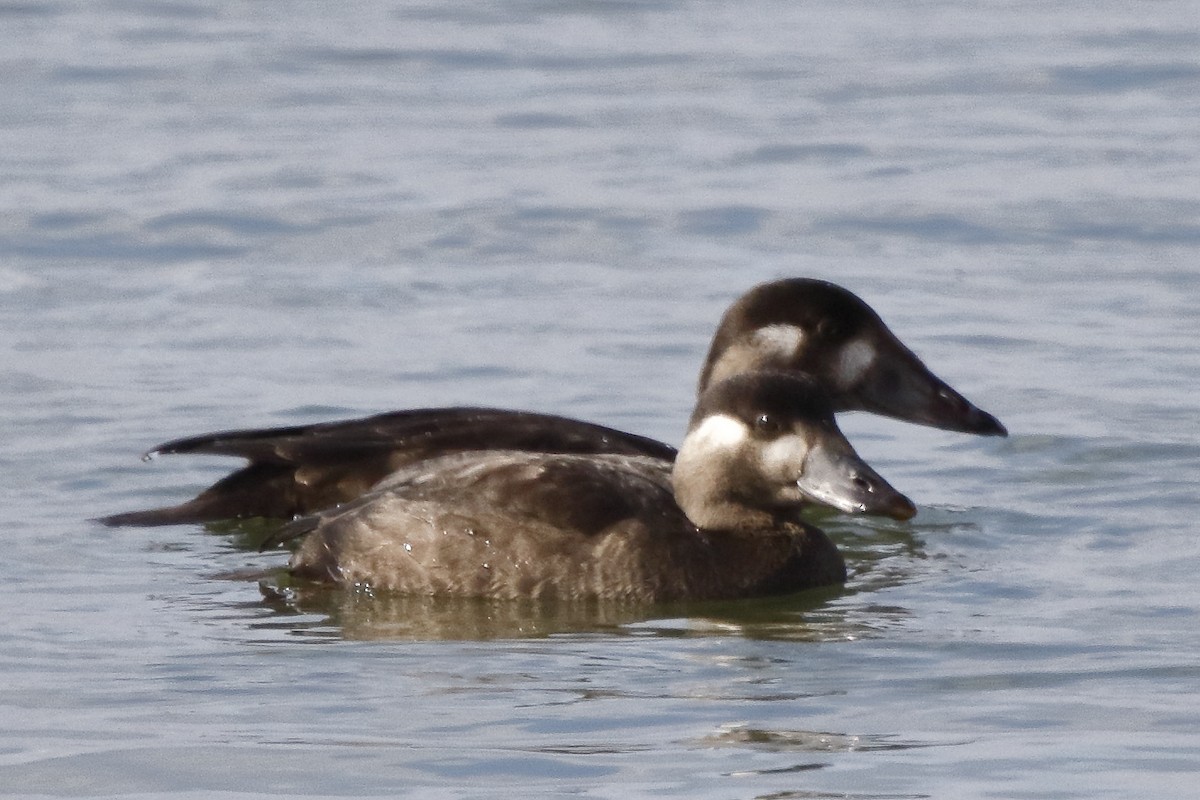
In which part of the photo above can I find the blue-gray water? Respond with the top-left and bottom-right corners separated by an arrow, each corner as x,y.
3,1 -> 1199,797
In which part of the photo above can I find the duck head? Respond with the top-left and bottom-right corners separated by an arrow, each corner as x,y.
672,371 -> 916,531
698,278 -> 1007,437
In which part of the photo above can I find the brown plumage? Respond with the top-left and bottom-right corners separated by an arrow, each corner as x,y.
265,372 -> 916,602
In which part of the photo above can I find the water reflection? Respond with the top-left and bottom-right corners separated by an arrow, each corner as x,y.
690,724 -> 945,799
696,723 -> 961,753
259,581 -> 656,640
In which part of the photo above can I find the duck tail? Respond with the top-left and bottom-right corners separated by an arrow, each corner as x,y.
94,499 -> 224,527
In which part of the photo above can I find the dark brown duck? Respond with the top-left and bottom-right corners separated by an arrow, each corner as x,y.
268,372 -> 916,602
100,278 -> 1004,526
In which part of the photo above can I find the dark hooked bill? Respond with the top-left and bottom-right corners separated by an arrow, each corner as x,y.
796,441 -> 916,521
851,342 -> 1007,437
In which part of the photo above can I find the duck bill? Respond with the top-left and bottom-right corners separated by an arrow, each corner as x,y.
847,336 -> 1007,437
796,440 -> 916,521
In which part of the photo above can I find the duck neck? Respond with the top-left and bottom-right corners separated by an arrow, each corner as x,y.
671,444 -> 780,532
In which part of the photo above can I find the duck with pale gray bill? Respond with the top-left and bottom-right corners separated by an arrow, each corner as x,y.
267,371 -> 916,601
99,278 -> 1005,528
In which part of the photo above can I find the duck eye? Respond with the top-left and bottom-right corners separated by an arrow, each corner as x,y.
816,318 -> 841,340
753,413 -> 783,436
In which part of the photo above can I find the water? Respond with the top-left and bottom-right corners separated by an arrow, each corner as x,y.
3,0 -> 1199,797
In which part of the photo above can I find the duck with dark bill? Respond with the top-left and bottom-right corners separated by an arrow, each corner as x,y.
266,371 -> 916,602
100,278 -> 1004,528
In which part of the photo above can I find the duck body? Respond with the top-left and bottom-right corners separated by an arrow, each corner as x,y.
282,451 -> 844,602
268,372 -> 915,602
100,278 -> 1003,527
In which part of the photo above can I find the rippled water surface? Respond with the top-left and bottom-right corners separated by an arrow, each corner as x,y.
3,1 -> 1199,797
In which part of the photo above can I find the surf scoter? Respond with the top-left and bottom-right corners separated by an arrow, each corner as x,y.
268,371 -> 916,601
99,278 -> 1004,526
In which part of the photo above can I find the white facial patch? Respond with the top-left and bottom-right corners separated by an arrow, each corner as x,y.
834,338 -> 877,389
752,324 -> 806,361
685,413 -> 749,452
759,433 -> 811,479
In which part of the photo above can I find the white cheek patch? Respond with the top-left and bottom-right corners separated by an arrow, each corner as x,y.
835,338 -> 877,389
760,433 -> 811,478
686,413 -> 749,452
752,324 -> 806,361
